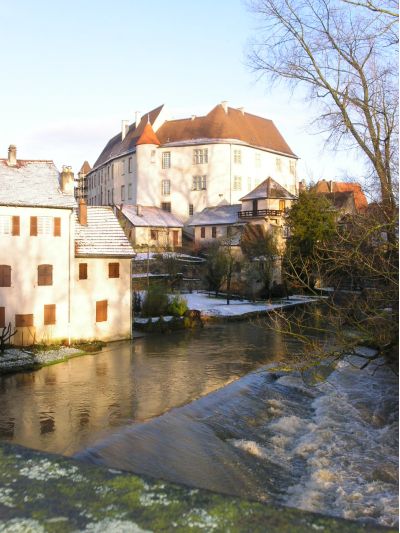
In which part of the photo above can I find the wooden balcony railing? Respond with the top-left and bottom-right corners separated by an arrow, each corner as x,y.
238,209 -> 283,219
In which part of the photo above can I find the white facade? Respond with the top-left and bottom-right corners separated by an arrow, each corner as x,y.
86,104 -> 298,222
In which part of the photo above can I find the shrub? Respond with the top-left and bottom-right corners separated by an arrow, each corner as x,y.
141,284 -> 169,317
167,295 -> 188,317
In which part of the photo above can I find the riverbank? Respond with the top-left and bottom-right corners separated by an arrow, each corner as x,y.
0,441 -> 391,532
0,343 -> 104,375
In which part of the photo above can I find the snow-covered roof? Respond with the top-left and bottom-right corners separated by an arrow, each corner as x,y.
74,206 -> 135,257
119,204 -> 183,228
240,177 -> 296,201
186,204 -> 242,226
0,159 -> 76,209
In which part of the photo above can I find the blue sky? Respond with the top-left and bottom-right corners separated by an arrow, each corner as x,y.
0,0 -> 363,182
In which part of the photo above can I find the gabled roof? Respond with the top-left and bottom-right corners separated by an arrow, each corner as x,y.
156,104 -> 297,156
0,159 -> 76,209
186,204 -> 242,227
240,177 -> 297,201
74,206 -> 135,257
313,180 -> 368,211
136,123 -> 161,146
318,191 -> 357,213
92,105 -> 164,168
119,204 -> 183,228
79,161 -> 91,174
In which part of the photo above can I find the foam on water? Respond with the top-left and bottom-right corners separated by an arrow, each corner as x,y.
78,357 -> 398,527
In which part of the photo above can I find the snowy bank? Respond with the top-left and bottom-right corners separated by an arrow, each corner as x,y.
183,292 -> 321,318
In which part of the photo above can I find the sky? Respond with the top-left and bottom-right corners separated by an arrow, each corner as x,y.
0,0 -> 364,182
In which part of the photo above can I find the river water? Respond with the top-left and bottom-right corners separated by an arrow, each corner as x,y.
0,322 -> 397,527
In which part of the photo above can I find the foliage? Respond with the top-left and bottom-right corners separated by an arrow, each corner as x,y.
241,224 -> 278,260
167,295 -> 189,317
203,243 -> 229,296
141,284 -> 169,317
249,0 -> 398,213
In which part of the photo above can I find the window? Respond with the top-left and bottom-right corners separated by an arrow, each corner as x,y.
96,300 -> 108,322
121,160 -> 125,175
128,183 -> 132,199
151,150 -> 156,164
15,314 -> 33,327
107,190 -> 111,204
162,152 -> 171,169
161,179 -> 171,196
193,148 -> 208,164
255,153 -> 261,168
128,157 -> 133,173
289,160 -> 296,176
233,176 -> 242,191
189,204 -> 194,216
54,217 -> 61,237
111,164 -> 114,179
121,185 -> 125,201
31,216 -> 53,236
0,216 -> 11,235
212,226 -> 217,238
38,264 -> 53,286
44,304 -> 56,326
79,263 -> 87,280
276,158 -> 282,171
192,175 -> 207,190
0,307 -> 4,328
200,227 -> 206,238
0,265 -> 11,287
161,202 -> 171,212
227,226 -> 232,236
233,149 -> 242,164
247,177 -> 252,191
279,199 -> 286,211
108,262 -> 120,278
150,229 -> 158,240
0,216 -> 19,236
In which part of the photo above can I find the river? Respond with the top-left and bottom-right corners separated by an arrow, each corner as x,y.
0,322 -> 397,527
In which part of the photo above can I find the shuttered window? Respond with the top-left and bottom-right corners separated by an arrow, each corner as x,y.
54,217 -> 61,236
44,304 -> 56,325
79,263 -> 88,280
12,216 -> 20,236
108,263 -> 120,278
0,216 -> 11,235
0,265 -> 11,287
96,300 -> 107,322
200,227 -> 206,238
15,314 -> 34,327
30,216 -> 38,236
38,264 -> 53,286
0,307 -> 5,328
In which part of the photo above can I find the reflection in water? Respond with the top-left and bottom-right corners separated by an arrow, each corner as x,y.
0,322 -> 291,455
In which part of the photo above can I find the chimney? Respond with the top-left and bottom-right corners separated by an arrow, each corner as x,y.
328,180 -> 333,192
121,120 -> 129,141
191,115 -> 196,121
136,205 -> 142,216
135,111 -> 141,129
221,101 -> 228,114
238,107 -> 245,115
78,198 -> 87,226
7,145 -> 17,166
60,165 -> 74,194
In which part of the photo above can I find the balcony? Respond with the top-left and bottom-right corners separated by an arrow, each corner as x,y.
238,209 -> 283,219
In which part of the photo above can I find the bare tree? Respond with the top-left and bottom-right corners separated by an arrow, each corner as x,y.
248,0 -> 398,217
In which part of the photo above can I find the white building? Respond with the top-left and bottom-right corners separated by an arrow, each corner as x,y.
86,102 -> 298,221
0,146 -> 135,345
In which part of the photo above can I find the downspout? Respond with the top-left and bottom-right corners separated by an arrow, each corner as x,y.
68,209 -> 72,345
229,143 -> 232,205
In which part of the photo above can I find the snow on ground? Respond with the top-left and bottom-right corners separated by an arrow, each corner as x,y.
182,292 -> 320,317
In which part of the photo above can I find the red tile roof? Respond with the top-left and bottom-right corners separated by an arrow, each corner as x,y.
136,123 -> 161,146
156,104 -> 296,156
314,180 -> 368,211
